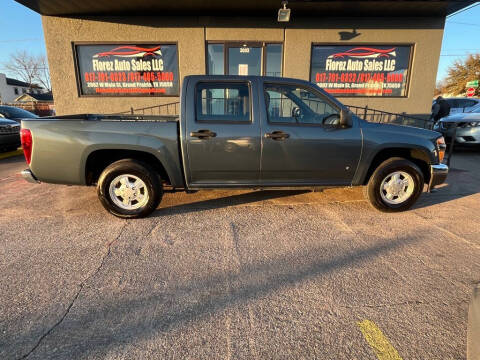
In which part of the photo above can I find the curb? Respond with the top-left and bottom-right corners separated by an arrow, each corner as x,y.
0,149 -> 23,161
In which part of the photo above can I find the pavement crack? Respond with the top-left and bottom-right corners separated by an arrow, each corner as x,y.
16,221 -> 128,360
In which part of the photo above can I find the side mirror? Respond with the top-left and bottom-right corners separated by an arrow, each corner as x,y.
339,108 -> 353,128
292,107 -> 302,120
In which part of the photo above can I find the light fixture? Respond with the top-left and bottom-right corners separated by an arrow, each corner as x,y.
278,0 -> 290,22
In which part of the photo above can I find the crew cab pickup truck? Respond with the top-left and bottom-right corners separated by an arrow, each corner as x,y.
20,75 -> 448,218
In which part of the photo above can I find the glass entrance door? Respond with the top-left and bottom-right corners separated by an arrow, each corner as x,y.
226,43 -> 262,76
207,42 -> 283,77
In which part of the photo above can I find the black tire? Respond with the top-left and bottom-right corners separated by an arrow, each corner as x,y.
97,159 -> 163,218
365,157 -> 424,212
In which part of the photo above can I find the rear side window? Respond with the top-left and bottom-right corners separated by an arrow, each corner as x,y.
196,82 -> 250,122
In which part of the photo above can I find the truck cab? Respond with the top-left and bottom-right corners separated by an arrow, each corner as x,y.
181,75 -> 361,188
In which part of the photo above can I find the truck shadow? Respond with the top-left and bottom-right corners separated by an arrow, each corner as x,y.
154,190 -> 311,216
152,151 -> 480,215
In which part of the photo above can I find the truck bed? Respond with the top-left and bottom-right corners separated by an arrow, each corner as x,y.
39,114 -> 179,122
22,114 -> 184,187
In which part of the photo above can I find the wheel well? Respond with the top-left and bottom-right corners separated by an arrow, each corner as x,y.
85,149 -> 171,186
363,148 -> 431,185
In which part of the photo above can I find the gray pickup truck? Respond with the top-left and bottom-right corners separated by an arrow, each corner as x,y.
21,75 -> 448,218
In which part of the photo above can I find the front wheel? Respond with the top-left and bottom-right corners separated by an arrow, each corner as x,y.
365,157 -> 424,212
97,159 -> 163,218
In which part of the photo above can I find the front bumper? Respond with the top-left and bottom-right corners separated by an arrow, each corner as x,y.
437,125 -> 480,144
0,134 -> 21,149
428,163 -> 448,191
21,169 -> 40,184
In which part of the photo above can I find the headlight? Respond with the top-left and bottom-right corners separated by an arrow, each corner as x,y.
436,137 -> 446,163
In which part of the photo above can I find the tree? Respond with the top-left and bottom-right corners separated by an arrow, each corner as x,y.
3,51 -> 51,92
36,55 -> 51,92
3,50 -> 40,89
434,80 -> 446,97
444,54 -> 480,96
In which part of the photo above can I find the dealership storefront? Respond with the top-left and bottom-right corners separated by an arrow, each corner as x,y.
16,0 -> 475,116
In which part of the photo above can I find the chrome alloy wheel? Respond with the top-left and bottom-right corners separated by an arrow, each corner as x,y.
108,174 -> 149,210
379,171 -> 415,205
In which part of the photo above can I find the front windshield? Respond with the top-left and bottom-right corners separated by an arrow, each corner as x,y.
467,103 -> 480,113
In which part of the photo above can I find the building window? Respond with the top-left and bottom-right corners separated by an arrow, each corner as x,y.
265,44 -> 282,77
207,42 -> 283,77
207,44 -> 224,75
22,88 -> 26,94
74,43 -> 180,96
14,88 -> 19,95
310,44 -> 413,97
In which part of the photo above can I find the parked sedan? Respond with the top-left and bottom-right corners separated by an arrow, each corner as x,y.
433,103 -> 480,146
0,118 -> 21,152
0,105 -> 38,123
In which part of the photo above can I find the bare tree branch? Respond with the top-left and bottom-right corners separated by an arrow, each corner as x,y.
3,50 -> 39,88
36,55 -> 51,92
2,50 -> 51,92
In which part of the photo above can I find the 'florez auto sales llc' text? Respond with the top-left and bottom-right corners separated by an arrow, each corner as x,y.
326,58 -> 396,72
92,58 -> 165,72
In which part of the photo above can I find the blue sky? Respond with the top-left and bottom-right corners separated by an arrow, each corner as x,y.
0,1 -> 45,74
0,1 -> 479,84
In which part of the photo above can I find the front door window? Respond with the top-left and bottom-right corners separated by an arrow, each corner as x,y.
264,84 -> 340,125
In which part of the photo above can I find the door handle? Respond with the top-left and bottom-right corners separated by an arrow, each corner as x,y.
265,131 -> 290,140
190,129 -> 217,139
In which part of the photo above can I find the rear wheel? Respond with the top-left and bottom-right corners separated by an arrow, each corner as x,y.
365,157 -> 424,212
97,159 -> 163,218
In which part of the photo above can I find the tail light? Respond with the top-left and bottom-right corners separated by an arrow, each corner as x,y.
436,136 -> 446,163
20,128 -> 33,165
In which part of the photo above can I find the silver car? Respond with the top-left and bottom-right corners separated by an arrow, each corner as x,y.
432,97 -> 480,115
433,103 -> 480,145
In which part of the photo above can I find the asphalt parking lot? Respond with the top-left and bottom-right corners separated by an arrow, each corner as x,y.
1,151 -> 479,360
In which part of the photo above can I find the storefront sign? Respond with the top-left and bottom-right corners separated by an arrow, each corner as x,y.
74,44 -> 179,96
310,45 -> 412,97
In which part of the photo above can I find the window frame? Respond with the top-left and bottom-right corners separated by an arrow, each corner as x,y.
206,41 -> 284,77
194,80 -> 253,124
263,82 -> 341,127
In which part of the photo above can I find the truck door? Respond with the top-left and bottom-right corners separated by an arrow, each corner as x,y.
185,80 -> 261,187
260,82 -> 362,186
